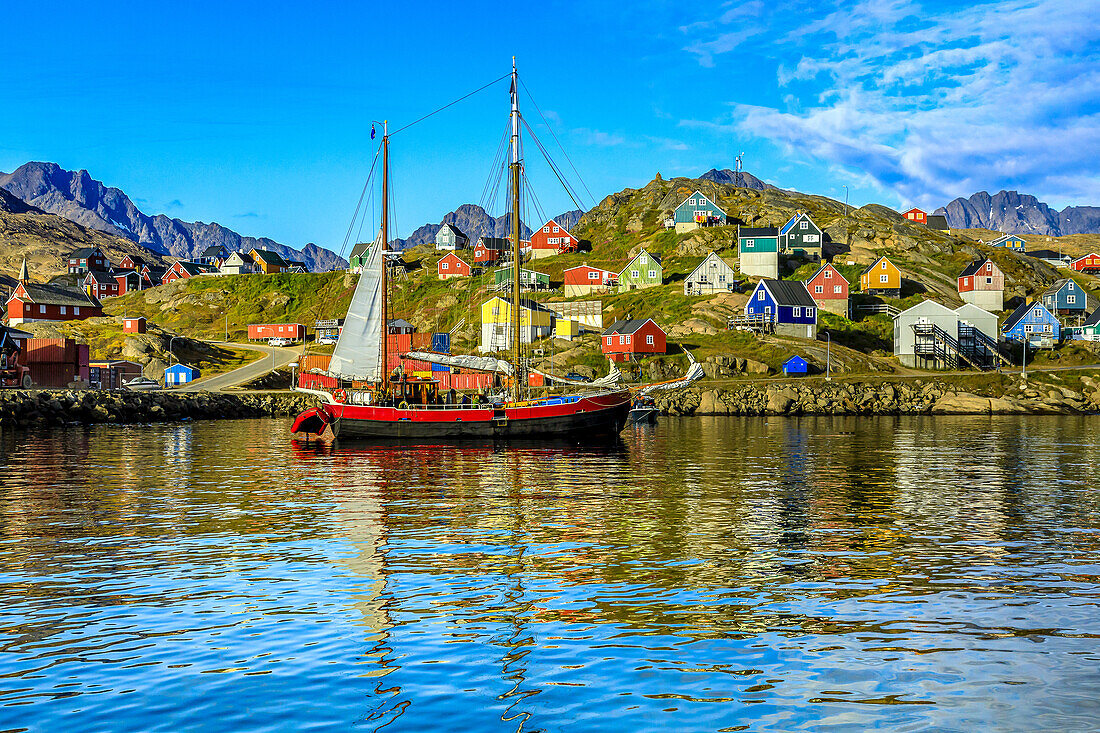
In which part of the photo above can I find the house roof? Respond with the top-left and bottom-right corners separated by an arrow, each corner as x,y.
896,299 -> 956,320
176,261 -> 218,276
1042,278 -> 1076,298
602,318 -> 659,336
1003,300 -> 1051,331
758,279 -> 817,308
13,282 -> 99,308
1025,249 -> 1067,260
959,258 -> 995,277
926,214 -> 949,230
145,266 -> 168,279
861,256 -> 896,276
440,252 -> 469,264
739,227 -> 779,238
115,270 -> 140,281
780,212 -> 818,236
476,237 -> 510,250
201,245 -> 228,258
679,190 -> 727,217
250,249 -> 289,268
69,247 -> 102,259
349,242 -> 370,259
992,234 -> 1025,244
627,249 -> 662,265
1084,308 -> 1100,327
122,254 -> 147,266
807,262 -> 848,284
84,270 -> 115,284
439,223 -> 467,239
688,251 -> 736,278
1072,252 -> 1100,263
488,296 -> 555,313
904,207 -> 926,215
387,318 -> 416,330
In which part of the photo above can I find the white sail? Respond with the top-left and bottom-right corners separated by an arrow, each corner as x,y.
403,351 -> 514,375
329,232 -> 384,380
529,359 -> 622,386
639,351 -> 704,395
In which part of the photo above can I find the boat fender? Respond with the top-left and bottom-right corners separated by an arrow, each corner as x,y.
333,388 -> 348,403
398,401 -> 409,410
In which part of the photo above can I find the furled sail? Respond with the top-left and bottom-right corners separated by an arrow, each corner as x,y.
329,233 -> 384,380
530,359 -> 622,386
402,351 -> 515,375
639,351 -> 704,395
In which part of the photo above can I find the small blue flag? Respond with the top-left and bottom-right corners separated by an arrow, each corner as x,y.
371,124 -> 376,140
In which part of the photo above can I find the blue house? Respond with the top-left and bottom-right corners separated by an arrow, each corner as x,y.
990,234 -> 1026,251
1002,301 -> 1060,346
1040,278 -> 1090,315
672,190 -> 727,232
782,355 -> 809,375
745,279 -> 818,339
165,363 -> 201,386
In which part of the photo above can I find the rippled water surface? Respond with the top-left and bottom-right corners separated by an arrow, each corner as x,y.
1,416 -> 1100,732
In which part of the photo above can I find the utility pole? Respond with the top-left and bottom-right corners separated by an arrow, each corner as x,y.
1021,337 -> 1028,381
825,331 -> 831,381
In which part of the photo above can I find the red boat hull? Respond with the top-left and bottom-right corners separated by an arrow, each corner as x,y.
292,390 -> 632,440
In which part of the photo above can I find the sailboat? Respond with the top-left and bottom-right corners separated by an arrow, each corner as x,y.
291,61 -> 632,440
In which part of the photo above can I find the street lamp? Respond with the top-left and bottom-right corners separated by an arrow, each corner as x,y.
261,326 -> 277,373
842,185 -> 849,218
824,330 -> 831,381
168,335 -> 179,389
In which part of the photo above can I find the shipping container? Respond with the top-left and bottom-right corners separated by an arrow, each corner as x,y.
298,372 -> 338,390
298,354 -> 332,372
24,338 -> 76,364
27,362 -> 79,388
431,332 -> 451,353
431,363 -> 451,373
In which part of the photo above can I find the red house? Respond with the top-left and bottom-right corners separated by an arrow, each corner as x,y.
473,236 -> 510,264
67,247 -> 109,274
564,264 -> 618,296
804,262 -> 849,316
83,270 -> 119,299
123,316 -> 147,333
118,254 -> 147,271
142,265 -> 167,287
116,270 -> 143,295
601,318 -> 666,362
6,260 -> 102,325
528,218 -> 579,259
1071,253 -> 1100,274
437,252 -> 472,280
903,207 -> 927,224
162,260 -> 218,284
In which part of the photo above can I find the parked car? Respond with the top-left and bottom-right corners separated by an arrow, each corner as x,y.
268,337 -> 291,347
317,334 -> 338,345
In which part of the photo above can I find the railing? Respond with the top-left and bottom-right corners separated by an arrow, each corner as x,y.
727,313 -> 775,333
959,325 -> 1012,367
856,303 -> 900,317
912,322 -> 980,370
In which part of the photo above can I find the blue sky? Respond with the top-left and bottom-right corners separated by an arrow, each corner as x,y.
2,0 -> 1098,254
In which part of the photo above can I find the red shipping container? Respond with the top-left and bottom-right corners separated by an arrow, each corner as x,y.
27,362 -> 79,388
299,354 -> 332,372
25,338 -> 76,364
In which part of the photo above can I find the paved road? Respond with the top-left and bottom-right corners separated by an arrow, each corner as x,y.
176,342 -> 301,392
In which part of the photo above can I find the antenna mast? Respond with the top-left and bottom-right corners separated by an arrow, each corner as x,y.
510,57 -> 524,396
380,121 -> 390,398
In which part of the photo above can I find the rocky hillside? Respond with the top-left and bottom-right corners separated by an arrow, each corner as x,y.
0,188 -> 169,286
936,190 -> 1100,237
393,204 -> 584,250
0,162 -> 347,271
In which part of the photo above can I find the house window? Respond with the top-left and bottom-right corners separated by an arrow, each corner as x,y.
1068,295 -> 1076,304
757,290 -> 765,301
800,221 -> 808,229
815,285 -> 823,293
880,274 -> 889,283
646,335 -> 654,345
689,198 -> 696,206
39,305 -> 46,313
1045,324 -> 1053,333
824,270 -> 832,278
1033,309 -> 1042,318
543,226 -> 549,233
442,262 -> 449,270
793,307 -> 801,317
631,270 -> 639,278
880,261 -> 887,269
1068,282 -> 1075,290
553,226 -> 559,233
606,337 -> 612,346
492,306 -> 500,315
588,271 -> 599,280
640,255 -> 647,264
718,275 -> 725,282
648,270 -> 657,278
807,308 -> 815,318
60,306 -> 67,315
986,277 -> 992,285
745,240 -> 754,248
619,335 -> 626,344
834,285 -> 842,293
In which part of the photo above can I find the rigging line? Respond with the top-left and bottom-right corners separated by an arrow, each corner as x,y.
521,118 -> 584,214
390,73 -> 511,136
339,140 -> 384,257
521,171 -> 547,233
519,78 -> 596,208
479,123 -> 510,213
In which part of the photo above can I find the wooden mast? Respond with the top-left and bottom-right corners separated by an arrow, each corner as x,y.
510,58 -> 523,395
380,121 -> 390,398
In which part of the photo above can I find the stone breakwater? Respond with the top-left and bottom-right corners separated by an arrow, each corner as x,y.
654,379 -> 1100,416
0,390 -> 317,428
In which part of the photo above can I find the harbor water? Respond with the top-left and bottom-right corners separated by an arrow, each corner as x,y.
1,416 -> 1098,731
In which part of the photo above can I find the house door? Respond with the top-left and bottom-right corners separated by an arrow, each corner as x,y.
764,306 -> 772,320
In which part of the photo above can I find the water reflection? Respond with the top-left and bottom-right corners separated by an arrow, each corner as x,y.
0,416 -> 1098,731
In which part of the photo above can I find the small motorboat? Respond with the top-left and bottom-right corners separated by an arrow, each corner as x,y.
124,376 -> 161,392
628,396 -> 658,424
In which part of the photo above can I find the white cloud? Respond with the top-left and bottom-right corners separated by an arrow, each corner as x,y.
683,0 -> 1100,208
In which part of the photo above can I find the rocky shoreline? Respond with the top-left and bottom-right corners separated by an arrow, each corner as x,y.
0,389 -> 317,428
653,377 -> 1100,416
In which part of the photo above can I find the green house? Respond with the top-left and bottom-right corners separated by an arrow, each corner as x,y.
348,242 -> 370,270
618,249 -> 663,291
494,266 -> 550,290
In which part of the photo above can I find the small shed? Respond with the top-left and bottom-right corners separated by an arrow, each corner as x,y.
165,363 -> 200,386
123,316 -> 147,334
782,356 -> 809,375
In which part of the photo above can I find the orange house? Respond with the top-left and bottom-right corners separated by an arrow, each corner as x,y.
860,256 -> 902,297
1071,253 -> 1100,274
804,262 -> 849,316
903,207 -> 927,224
249,248 -> 289,274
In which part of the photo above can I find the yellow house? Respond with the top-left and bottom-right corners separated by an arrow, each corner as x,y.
479,296 -> 555,352
249,248 -> 288,274
860,256 -> 902,296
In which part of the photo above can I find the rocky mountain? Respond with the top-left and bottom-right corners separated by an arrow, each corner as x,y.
0,162 -> 347,271
392,204 -> 584,250
935,190 -> 1100,237
698,168 -> 774,191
